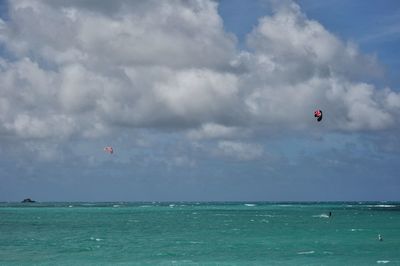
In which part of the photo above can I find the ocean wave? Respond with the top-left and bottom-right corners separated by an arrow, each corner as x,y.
366,205 -> 396,208
313,214 -> 329,218
297,251 -> 315,255
255,214 -> 275,217
377,260 -> 390,264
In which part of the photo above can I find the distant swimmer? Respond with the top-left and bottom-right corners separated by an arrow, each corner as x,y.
329,212 -> 332,217
378,234 -> 383,241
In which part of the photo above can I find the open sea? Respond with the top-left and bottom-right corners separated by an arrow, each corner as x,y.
0,202 -> 399,265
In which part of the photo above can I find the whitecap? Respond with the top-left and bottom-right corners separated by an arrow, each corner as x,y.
377,260 -> 390,264
350,229 -> 364,232
366,205 -> 396,208
297,251 -> 315,255
313,214 -> 329,218
244,204 -> 256,207
113,205 -> 120,208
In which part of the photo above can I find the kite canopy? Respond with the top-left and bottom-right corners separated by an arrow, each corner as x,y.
314,109 -> 323,122
104,146 -> 114,154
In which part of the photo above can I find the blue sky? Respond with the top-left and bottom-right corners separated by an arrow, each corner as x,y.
0,0 -> 399,201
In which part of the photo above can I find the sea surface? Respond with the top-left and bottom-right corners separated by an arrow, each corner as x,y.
0,202 -> 399,265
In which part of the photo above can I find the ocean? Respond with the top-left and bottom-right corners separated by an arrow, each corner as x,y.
0,202 -> 399,265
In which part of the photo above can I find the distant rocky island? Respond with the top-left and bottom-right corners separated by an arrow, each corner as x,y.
21,198 -> 36,203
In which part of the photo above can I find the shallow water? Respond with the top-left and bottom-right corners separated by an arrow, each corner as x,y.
0,202 -> 399,265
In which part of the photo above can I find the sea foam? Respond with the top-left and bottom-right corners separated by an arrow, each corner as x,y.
297,251 -> 315,255
313,214 -> 329,218
367,205 -> 396,208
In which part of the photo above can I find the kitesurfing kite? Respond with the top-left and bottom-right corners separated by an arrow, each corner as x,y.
314,109 -> 323,122
104,146 -> 114,154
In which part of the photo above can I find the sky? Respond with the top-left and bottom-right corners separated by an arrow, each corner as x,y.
0,0 -> 399,202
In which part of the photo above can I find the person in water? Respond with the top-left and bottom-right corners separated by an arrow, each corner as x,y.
378,234 -> 383,241
329,211 -> 332,217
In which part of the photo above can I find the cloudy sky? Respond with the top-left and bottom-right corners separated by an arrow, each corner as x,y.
0,0 -> 399,201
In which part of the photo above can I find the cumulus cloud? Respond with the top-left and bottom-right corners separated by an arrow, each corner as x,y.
235,2 -> 399,132
0,0 -> 241,140
246,2 -> 383,81
0,0 -> 399,147
4,0 -> 236,69
187,123 -> 247,140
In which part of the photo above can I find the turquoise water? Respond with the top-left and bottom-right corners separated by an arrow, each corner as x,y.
0,202 -> 399,265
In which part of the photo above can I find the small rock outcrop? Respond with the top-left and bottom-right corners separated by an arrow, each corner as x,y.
21,198 -> 36,203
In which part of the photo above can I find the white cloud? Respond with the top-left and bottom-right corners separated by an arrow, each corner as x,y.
153,69 -> 240,126
4,0 -> 236,69
187,123 -> 246,140
59,64 -> 103,113
0,0 -> 399,148
246,2 -> 382,81
5,114 -> 77,139
235,2 -> 399,132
